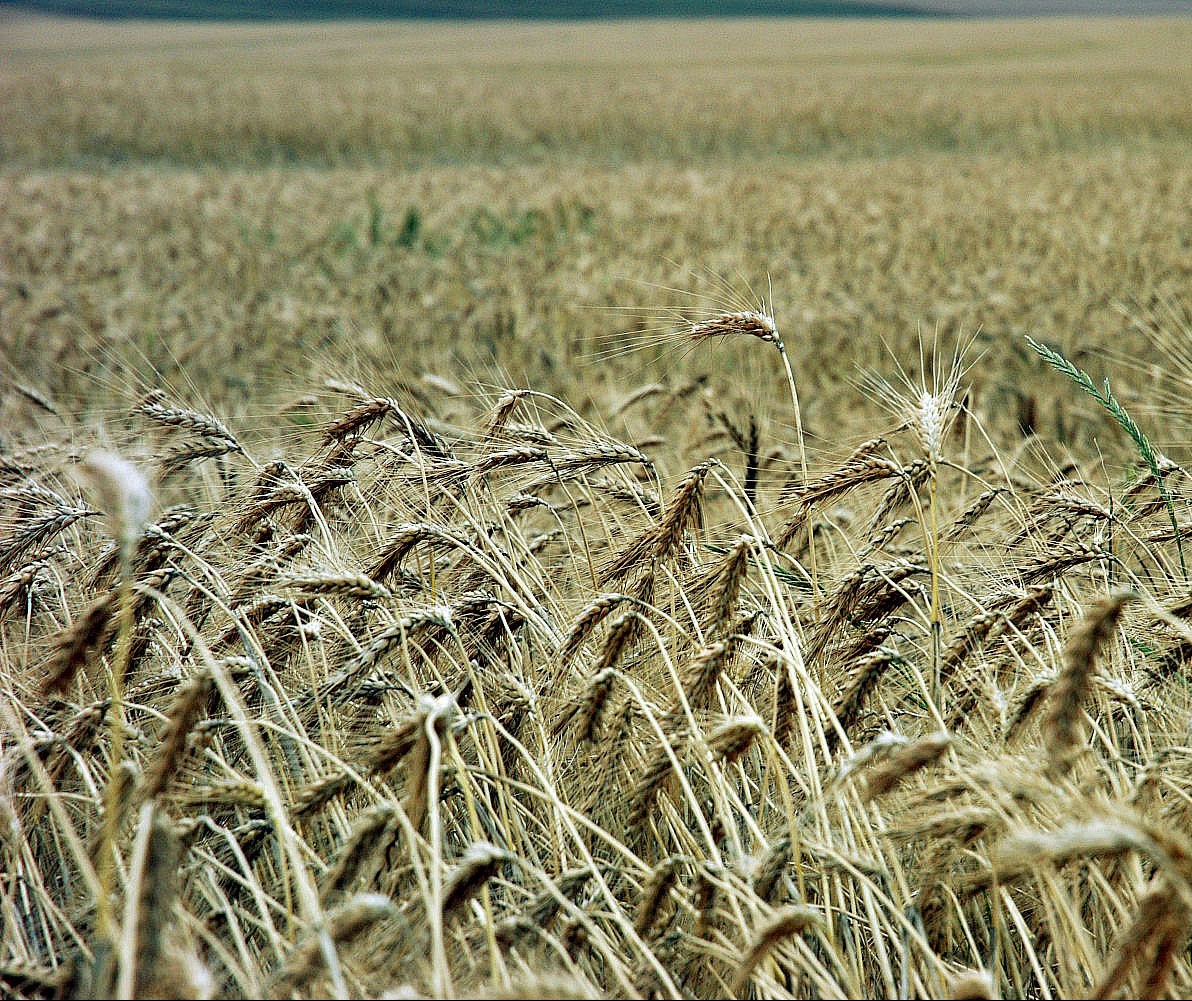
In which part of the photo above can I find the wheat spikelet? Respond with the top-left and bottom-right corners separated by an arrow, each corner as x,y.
589,610 -> 639,676
158,440 -> 242,479
401,455 -> 471,488
1091,879 -> 1188,1000
370,522 -> 468,582
0,501 -> 97,571
631,730 -> 686,833
1043,589 -> 1135,778
280,571 -> 392,601
1039,490 -> 1114,525
290,769 -> 358,819
602,461 -> 708,585
612,381 -> 667,416
863,731 -> 952,800
0,557 -> 51,615
472,446 -> 549,477
781,437 -> 894,505
140,671 -> 209,801
808,558 -> 925,663
322,606 -> 454,704
230,481 -> 307,535
942,587 -> 1053,731
1003,673 -> 1052,743
677,638 -> 734,714
442,842 -> 510,919
1017,540 -> 1107,584
137,389 -> 238,445
914,389 -> 952,465
320,802 -> 402,904
587,475 -> 661,516
521,867 -> 594,932
404,693 -> 455,834
41,593 -> 114,694
707,714 -> 764,766
634,856 -> 680,937
558,593 -> 632,663
940,608 -> 1001,678
270,893 -> 397,995
598,530 -> 657,587
235,466 -> 353,537
393,405 -> 452,459
711,407 -> 761,503
90,505 -> 208,589
294,717 -> 420,816
695,534 -> 752,638
2,481 -> 70,513
854,516 -> 916,562
729,905 -> 822,997
212,592 -> 293,648
505,490 -> 555,514
887,806 -> 1001,846
243,458 -> 292,504
864,458 -> 931,534
752,836 -> 792,904
27,700 -> 111,791
988,584 -> 1053,640
226,532 -> 313,604
948,969 -> 997,1000
1142,519 -> 1192,544
504,421 -> 563,447
975,813 -> 1192,901
175,778 -> 266,808
355,719 -> 423,781
483,389 -> 529,439
1093,672 -> 1146,713
560,666 -> 618,743
322,378 -> 373,400
521,443 -> 654,494
943,488 -> 1003,542
689,309 -> 779,344
322,396 -> 397,442
827,646 -> 900,753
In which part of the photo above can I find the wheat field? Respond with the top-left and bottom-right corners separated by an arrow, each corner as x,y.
4,12 -> 1192,1000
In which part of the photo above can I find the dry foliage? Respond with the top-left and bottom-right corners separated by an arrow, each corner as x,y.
4,12 -> 1192,1001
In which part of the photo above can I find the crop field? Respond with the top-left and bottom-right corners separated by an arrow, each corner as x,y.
3,11 -> 1192,1000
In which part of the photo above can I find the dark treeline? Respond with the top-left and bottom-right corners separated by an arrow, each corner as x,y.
5,1 -> 937,20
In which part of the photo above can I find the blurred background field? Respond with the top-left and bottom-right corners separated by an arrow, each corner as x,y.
3,12 -> 1192,463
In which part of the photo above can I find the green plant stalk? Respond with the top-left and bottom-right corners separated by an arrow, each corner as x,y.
1026,336 -> 1187,580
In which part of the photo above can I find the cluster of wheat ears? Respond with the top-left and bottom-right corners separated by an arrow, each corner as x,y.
3,303 -> 1192,1000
